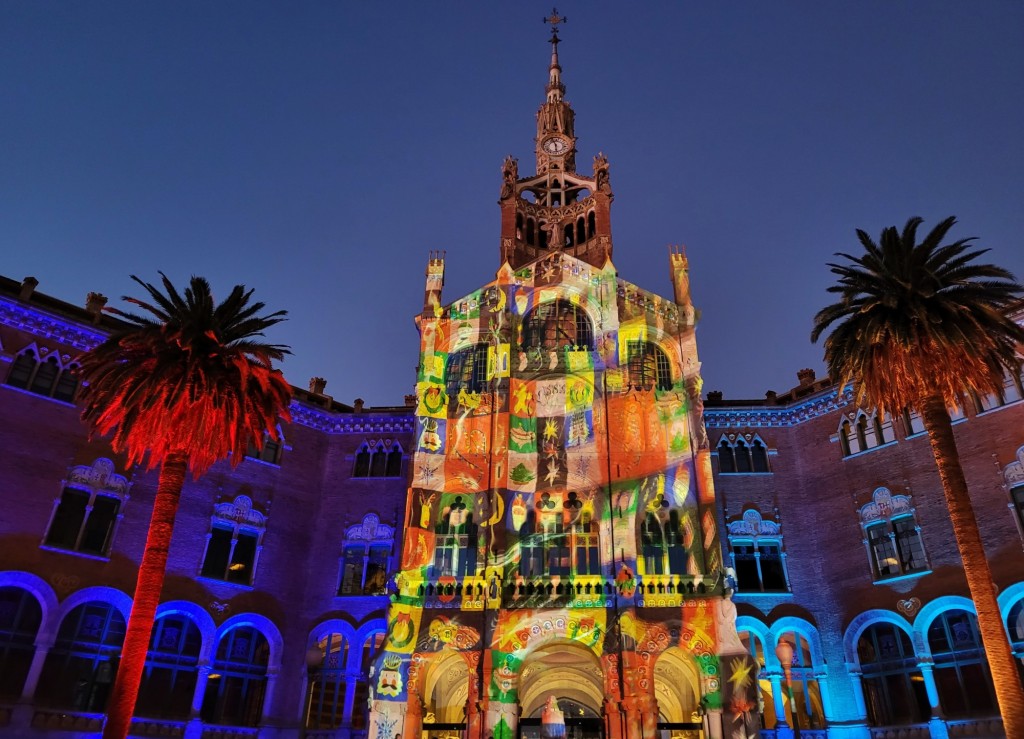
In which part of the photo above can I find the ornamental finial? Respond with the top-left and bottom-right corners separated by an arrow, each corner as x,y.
543,8 -> 567,42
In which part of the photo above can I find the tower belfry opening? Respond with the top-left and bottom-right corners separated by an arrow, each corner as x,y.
369,12 -> 759,739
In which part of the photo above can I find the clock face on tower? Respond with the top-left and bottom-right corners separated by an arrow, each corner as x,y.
541,136 -> 569,155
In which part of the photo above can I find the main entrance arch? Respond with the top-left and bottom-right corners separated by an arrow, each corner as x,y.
517,640 -> 604,739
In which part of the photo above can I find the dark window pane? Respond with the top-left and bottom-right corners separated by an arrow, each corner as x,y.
7,353 -> 36,388
30,358 -> 59,395
751,441 -> 769,472
46,489 -> 89,550
718,441 -> 735,473
353,449 -> 370,477
370,446 -> 387,477
759,544 -> 787,591
80,496 -> 119,555
201,527 -> 233,579
228,531 -> 258,584
53,367 -> 79,402
340,546 -> 364,595
386,447 -> 403,477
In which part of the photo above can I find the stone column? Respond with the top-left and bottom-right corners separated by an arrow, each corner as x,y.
919,661 -> 949,739
11,641 -> 52,728
603,698 -> 624,739
767,672 -> 788,729
484,701 -> 518,739
184,662 -> 213,739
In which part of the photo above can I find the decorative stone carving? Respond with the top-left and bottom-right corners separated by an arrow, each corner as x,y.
1004,446 -> 1024,487
346,513 -> 394,542
65,458 -> 130,500
859,487 -> 912,523
726,509 -> 780,537
212,495 -> 266,529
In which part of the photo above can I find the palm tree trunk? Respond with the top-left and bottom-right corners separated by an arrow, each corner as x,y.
919,395 -> 1024,733
102,451 -> 188,739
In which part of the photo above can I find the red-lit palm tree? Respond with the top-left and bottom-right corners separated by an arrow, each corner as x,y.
812,217 -> 1024,732
77,274 -> 292,739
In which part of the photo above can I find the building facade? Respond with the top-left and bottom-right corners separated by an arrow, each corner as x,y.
367,19 -> 756,739
1,20 -> 1023,739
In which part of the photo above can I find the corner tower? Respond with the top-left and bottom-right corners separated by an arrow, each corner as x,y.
500,11 -> 613,271
370,15 -> 758,739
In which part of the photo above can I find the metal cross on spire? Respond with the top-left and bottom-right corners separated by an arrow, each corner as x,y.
543,7 -> 567,41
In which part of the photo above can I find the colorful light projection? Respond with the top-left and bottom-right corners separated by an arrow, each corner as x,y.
369,251 -> 751,737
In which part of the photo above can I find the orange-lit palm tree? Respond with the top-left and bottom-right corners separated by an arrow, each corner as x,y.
77,274 -> 292,739
812,216 -> 1024,732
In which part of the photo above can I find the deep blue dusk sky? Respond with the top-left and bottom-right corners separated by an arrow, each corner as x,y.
3,3 -> 1022,406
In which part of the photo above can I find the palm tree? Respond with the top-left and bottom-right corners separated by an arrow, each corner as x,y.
77,273 -> 292,739
812,216 -> 1024,732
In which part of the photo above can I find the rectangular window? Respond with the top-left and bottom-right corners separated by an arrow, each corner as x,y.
79,496 -> 119,555
733,544 -> 759,591
868,524 -> 900,579
1012,486 -> 1024,532
759,543 -> 788,591
201,526 -> 233,579
340,547 -> 364,595
893,518 -> 927,572
45,489 -> 89,550
227,531 -> 258,585
364,546 -> 389,594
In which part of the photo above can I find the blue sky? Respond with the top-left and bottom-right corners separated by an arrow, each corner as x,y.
2,2 -> 1022,405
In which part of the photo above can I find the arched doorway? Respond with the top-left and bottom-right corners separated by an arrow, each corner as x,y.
653,647 -> 704,739
517,640 -> 604,739
422,650 -> 471,739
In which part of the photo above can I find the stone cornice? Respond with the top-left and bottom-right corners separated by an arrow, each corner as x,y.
289,402 -> 415,435
703,386 -> 855,429
0,297 -> 106,352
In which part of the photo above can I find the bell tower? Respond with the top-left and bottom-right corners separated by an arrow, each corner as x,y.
499,9 -> 614,271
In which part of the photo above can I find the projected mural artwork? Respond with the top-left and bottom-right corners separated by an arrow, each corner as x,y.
370,14 -> 758,739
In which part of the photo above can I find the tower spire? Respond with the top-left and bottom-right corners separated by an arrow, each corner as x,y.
543,8 -> 567,103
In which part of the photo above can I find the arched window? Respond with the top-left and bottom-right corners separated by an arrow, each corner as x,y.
740,630 -> 777,728
522,300 -> 593,351
36,601 -> 125,710
0,586 -> 42,699
717,435 -> 770,475
928,610 -> 996,717
564,224 -> 574,247
200,496 -> 266,586
305,631 -> 348,729
641,501 -> 687,577
775,632 -> 826,730
352,441 -> 404,479
538,221 -> 548,249
6,350 -> 37,388
727,510 -> 789,593
526,218 -> 536,245
839,411 -> 895,457
246,431 -> 283,465
516,213 -> 524,240
751,439 -> 770,472
576,217 -> 586,244
518,494 -> 600,578
587,211 -> 596,238
351,631 -> 386,730
44,458 -> 129,558
858,622 -> 928,726
734,439 -> 752,473
201,626 -> 270,726
6,349 -> 80,402
717,439 -> 736,473
447,343 -> 489,396
135,614 -> 201,719
859,488 -> 927,582
434,496 -> 477,577
338,514 -> 394,596
1007,599 -> 1024,681
626,342 -> 672,391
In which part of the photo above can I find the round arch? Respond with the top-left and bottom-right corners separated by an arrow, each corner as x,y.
55,585 -> 132,626
216,612 -> 285,671
155,600 -> 217,662
652,646 -> 701,723
0,571 -> 59,642
769,616 -> 824,670
518,639 -> 604,718
843,609 -> 913,665
422,649 -> 472,724
998,580 -> 1024,620
912,595 -> 976,660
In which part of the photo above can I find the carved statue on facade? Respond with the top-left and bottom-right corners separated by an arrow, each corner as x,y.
500,155 -> 518,200
593,152 -> 611,194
